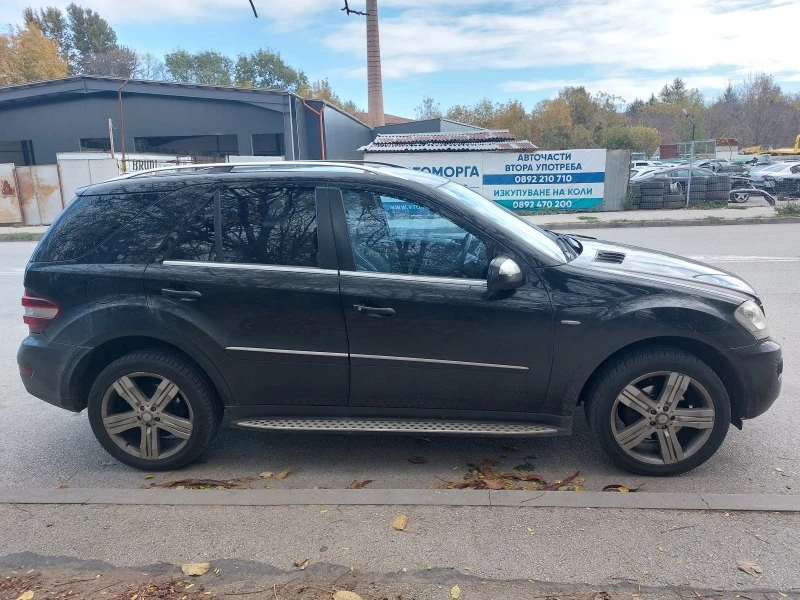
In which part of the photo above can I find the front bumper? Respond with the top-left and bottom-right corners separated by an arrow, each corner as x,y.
726,339 -> 782,420
17,334 -> 91,412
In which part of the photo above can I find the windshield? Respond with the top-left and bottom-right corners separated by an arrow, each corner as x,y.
437,182 -> 566,263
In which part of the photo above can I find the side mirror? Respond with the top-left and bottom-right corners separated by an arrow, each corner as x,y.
487,256 -> 524,292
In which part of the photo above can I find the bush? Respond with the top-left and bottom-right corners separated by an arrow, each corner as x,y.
774,201 -> 800,217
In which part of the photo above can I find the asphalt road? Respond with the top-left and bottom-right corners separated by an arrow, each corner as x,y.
1,223 -> 798,494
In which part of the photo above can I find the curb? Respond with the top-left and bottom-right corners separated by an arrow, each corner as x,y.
1,488 -> 798,512
537,216 -> 800,230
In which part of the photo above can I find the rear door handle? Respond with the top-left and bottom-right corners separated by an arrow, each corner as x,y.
354,304 -> 395,317
162,288 -> 202,301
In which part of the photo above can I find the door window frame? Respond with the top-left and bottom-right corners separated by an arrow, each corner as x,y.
328,183 -> 500,281
156,180 -> 339,271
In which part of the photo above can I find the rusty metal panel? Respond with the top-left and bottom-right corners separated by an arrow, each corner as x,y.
15,167 -> 42,226
16,165 -> 63,225
0,163 -> 23,224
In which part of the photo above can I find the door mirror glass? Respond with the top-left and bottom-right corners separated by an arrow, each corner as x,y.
487,256 -> 524,292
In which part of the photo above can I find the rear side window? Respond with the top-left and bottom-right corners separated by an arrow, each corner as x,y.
170,185 -> 319,267
32,192 -> 161,262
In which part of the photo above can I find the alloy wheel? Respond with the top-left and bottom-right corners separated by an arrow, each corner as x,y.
101,372 -> 194,461
731,191 -> 750,203
611,371 -> 715,466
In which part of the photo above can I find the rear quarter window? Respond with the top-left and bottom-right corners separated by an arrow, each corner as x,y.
32,192 -> 162,262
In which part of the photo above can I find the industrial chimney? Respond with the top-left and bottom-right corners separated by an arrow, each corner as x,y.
366,0 -> 385,126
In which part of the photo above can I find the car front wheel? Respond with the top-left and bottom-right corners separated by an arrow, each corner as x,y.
586,346 -> 731,476
88,350 -> 222,471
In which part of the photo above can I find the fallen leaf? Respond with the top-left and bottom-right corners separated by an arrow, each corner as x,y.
333,592 -> 363,600
17,592 -> 34,600
149,477 -> 252,490
348,479 -> 374,489
737,559 -> 763,578
450,585 -> 461,599
602,484 -> 630,493
275,470 -> 290,480
484,479 -> 506,490
545,471 -> 580,491
181,563 -> 210,576
320,509 -> 329,514
144,474 -> 155,480
408,456 -> 428,464
294,557 -> 309,570
392,514 -> 408,531
658,546 -> 665,552
259,471 -> 274,479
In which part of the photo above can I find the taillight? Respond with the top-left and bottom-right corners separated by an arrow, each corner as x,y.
22,289 -> 60,333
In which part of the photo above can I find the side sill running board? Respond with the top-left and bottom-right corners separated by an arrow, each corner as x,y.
231,417 -> 563,437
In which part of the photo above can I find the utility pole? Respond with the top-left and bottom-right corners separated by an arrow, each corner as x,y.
682,108 -> 696,208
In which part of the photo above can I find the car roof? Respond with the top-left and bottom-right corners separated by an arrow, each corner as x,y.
81,161 -> 451,196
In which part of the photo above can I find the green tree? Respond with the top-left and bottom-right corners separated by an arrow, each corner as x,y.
82,45 -> 137,78
22,6 -> 69,63
298,78 -> 362,116
165,49 -> 233,85
23,3 -> 118,74
415,96 -> 442,120
601,125 -> 662,155
234,48 -> 308,91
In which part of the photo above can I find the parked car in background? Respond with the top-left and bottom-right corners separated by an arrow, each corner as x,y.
764,163 -> 800,197
634,166 -> 717,190
629,166 -> 666,181
631,160 -> 664,168
749,162 -> 800,189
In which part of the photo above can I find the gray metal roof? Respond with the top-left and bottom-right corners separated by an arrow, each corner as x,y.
360,130 -> 538,153
0,76 -> 293,111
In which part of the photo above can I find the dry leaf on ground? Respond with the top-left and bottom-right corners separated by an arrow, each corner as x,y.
275,469 -> 290,480
180,563 -> 210,576
450,584 -> 462,599
602,484 -> 630,492
408,456 -> 428,464
294,557 -> 309,570
347,479 -> 374,489
392,514 -> 408,531
545,471 -> 580,491
484,479 -> 506,490
737,559 -> 764,577
333,591 -> 363,600
16,592 -> 34,600
259,471 -> 274,479
149,478 -> 252,490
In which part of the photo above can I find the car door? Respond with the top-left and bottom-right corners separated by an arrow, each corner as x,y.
330,184 -> 555,415
144,181 -> 349,407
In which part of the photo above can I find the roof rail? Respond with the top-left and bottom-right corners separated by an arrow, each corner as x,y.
112,160 -> 404,181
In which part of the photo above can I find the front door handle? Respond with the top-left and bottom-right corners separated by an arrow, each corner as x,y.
162,288 -> 202,301
354,304 -> 396,317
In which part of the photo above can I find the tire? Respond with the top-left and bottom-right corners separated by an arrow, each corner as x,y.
663,195 -> 685,209
585,346 -> 731,476
88,350 -> 223,471
730,191 -> 750,203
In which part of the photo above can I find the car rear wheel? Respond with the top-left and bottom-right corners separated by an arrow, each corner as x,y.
88,350 -> 222,470
731,191 -> 750,203
586,346 -> 730,475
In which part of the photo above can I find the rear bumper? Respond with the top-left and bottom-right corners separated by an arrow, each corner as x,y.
17,335 -> 91,412
726,339 -> 783,420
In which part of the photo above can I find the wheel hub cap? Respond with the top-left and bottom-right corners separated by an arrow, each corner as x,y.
100,372 -> 194,461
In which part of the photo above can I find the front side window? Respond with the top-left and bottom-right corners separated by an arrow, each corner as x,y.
171,185 -> 319,267
341,188 -> 488,279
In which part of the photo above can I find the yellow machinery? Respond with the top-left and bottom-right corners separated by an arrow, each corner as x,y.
742,135 -> 800,156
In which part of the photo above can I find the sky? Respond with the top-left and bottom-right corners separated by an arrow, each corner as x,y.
3,0 -> 800,117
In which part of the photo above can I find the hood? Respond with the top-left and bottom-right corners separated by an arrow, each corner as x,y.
568,238 -> 757,297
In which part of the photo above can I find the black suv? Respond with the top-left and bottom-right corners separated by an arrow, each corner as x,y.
18,162 -> 782,475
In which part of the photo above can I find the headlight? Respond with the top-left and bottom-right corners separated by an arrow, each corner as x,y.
735,300 -> 770,340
